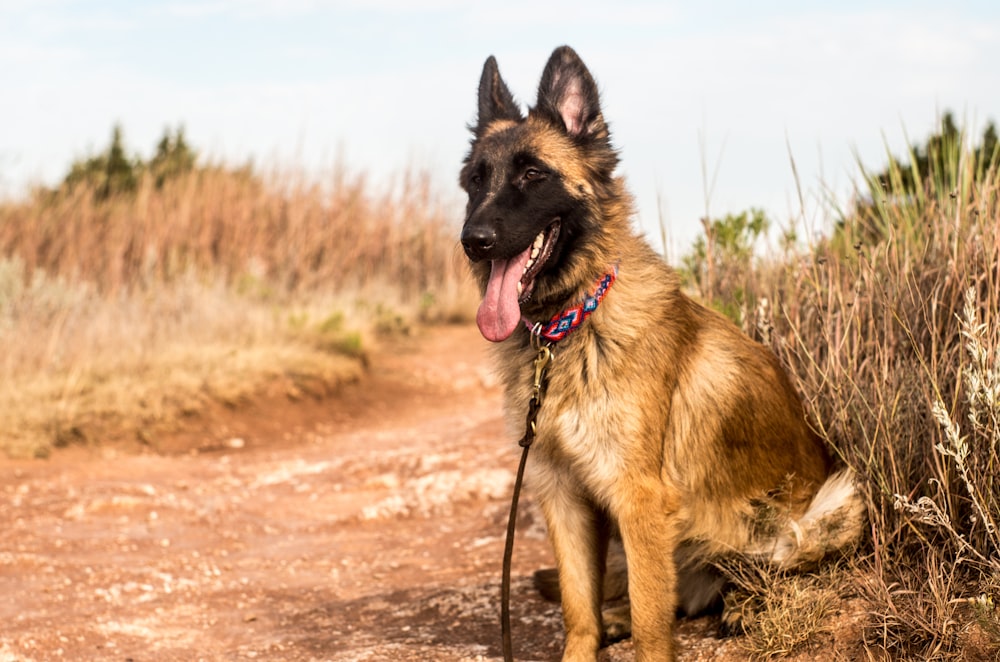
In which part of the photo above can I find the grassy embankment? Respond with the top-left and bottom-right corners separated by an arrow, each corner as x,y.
691,119 -> 999,659
0,164 -> 475,458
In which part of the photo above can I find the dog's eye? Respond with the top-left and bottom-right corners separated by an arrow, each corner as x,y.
524,168 -> 543,181
469,174 -> 483,189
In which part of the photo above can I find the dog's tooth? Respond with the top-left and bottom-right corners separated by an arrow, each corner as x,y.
531,246 -> 540,259
517,281 -> 523,295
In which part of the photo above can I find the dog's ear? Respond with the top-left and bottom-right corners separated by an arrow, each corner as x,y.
475,56 -> 523,135
535,46 -> 607,140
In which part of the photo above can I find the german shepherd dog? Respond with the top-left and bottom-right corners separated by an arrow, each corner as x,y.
459,46 -> 864,661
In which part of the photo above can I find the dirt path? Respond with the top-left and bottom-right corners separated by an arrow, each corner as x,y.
1,326 -> 743,662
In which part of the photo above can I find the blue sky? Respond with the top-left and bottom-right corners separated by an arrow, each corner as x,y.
2,1 -> 999,254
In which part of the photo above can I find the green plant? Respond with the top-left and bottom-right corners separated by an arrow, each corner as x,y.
679,207 -> 769,323
149,126 -> 196,188
838,112 -> 999,251
58,124 -> 197,200
63,124 -> 141,199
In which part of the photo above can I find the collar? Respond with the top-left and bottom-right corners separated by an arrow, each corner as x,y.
523,265 -> 619,344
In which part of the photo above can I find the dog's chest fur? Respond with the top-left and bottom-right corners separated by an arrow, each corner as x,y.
496,278 -> 672,506
505,350 -> 632,504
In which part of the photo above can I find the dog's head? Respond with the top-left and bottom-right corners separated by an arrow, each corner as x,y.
459,46 -> 620,342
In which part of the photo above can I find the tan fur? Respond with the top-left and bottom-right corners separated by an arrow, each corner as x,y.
464,48 -> 865,662
497,225 -> 863,662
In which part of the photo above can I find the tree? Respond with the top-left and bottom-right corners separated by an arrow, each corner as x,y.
149,126 -> 196,188
869,111 -> 998,193
843,112 -> 999,248
59,124 -> 198,199
63,124 -> 140,199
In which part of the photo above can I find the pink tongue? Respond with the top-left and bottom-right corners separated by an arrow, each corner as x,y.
476,246 -> 533,342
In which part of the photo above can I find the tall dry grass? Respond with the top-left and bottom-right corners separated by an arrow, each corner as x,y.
697,124 -> 1000,658
0,165 -> 475,458
0,166 -> 467,298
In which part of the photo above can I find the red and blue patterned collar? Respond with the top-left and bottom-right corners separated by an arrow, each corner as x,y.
524,265 -> 619,344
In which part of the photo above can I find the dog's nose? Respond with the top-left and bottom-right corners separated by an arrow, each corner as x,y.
461,226 -> 497,261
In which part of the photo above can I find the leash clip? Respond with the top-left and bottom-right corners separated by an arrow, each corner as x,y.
531,345 -> 552,400
520,344 -> 552,449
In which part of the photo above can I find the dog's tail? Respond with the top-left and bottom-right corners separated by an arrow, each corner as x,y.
758,469 -> 866,568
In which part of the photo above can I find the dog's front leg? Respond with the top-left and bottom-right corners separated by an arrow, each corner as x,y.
537,486 -> 608,662
615,481 -> 679,662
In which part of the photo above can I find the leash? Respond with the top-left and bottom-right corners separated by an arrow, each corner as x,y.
501,336 -> 551,661
500,265 -> 618,662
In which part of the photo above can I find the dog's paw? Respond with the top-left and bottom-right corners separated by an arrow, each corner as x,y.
600,603 -> 632,647
717,602 -> 746,639
532,567 -> 561,602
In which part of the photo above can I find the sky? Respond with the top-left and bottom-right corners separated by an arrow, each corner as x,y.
2,1 -> 999,255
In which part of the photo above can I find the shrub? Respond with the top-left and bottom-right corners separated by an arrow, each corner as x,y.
684,112 -> 1000,658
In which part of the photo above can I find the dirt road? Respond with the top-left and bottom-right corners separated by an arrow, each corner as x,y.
1,326 -> 743,661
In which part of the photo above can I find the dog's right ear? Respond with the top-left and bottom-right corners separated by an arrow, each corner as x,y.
474,56 -> 523,135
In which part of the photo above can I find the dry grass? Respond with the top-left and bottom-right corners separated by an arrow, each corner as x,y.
0,165 -> 475,458
694,123 -> 1000,659
721,560 -> 849,661
0,166 -> 467,297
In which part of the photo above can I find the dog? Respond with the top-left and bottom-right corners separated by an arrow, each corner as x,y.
459,46 -> 864,662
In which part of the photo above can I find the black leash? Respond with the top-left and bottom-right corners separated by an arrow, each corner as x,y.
501,341 -> 552,662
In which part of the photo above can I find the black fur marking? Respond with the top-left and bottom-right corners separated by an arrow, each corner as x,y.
476,55 -> 522,133
461,142 -> 583,267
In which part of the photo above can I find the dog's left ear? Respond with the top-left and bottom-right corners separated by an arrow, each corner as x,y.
535,46 -> 607,141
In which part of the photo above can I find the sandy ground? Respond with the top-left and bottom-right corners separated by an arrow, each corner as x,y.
1,325 -> 775,661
